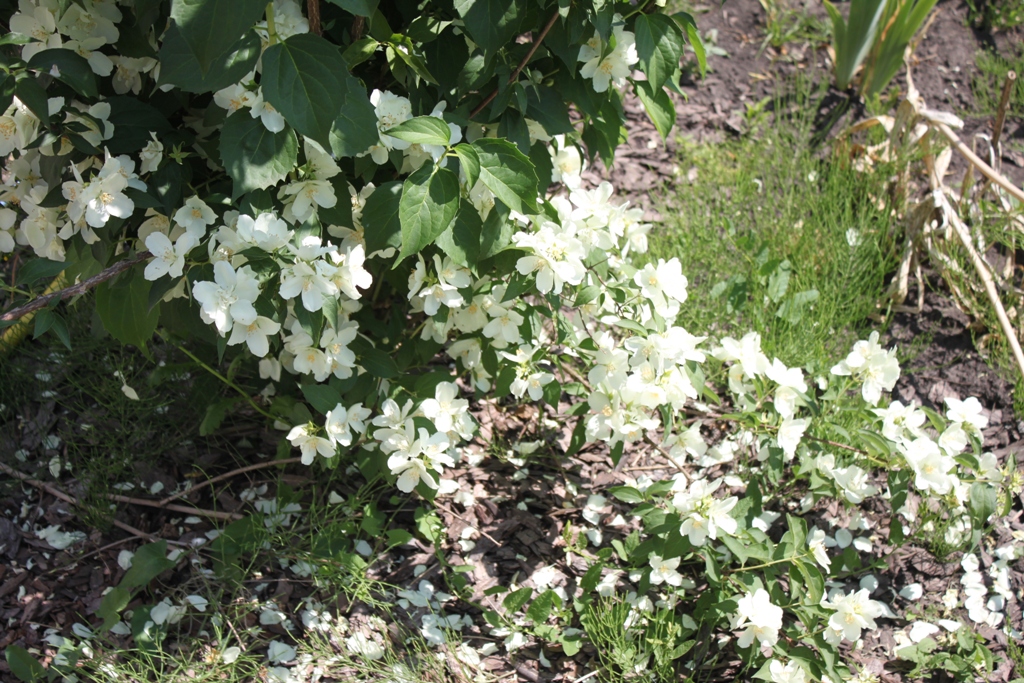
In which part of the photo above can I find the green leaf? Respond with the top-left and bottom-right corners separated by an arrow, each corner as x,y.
435,201 -> 482,267
200,397 -> 239,436
398,164 -> 460,262
634,14 -> 685,92
342,36 -> 379,68
97,585 -> 131,631
453,0 -> 524,53
329,73 -> 379,158
634,80 -> 675,139
327,0 -> 379,16
158,25 -> 261,93
453,143 -> 480,189
95,267 -> 161,351
775,289 -> 819,324
473,138 -> 538,214
14,76 -> 50,127
384,116 -> 451,147
824,0 -> 886,91
351,337 -> 400,378
262,34 -> 354,148
170,0 -> 265,74
527,589 -> 560,623
301,383 -> 342,415
220,113 -> 298,199
968,482 -> 997,527
361,181 -> 403,254
16,258 -> 66,286
4,645 -> 45,682
608,486 -> 645,504
767,259 -> 791,303
105,96 -> 174,154
503,586 -> 533,613
120,540 -> 176,590
673,12 -> 706,77
27,48 -> 99,98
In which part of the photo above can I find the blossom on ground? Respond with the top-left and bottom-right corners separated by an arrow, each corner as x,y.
732,588 -> 783,648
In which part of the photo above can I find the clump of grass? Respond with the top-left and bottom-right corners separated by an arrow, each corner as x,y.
971,43 -> 1024,118
649,81 -> 899,376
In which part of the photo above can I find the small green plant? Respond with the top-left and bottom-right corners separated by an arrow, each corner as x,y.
966,0 -> 1024,30
757,0 -> 831,52
825,0 -> 939,97
972,43 -> 1024,118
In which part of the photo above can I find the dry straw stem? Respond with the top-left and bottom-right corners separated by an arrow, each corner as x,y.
925,118 -> 1024,204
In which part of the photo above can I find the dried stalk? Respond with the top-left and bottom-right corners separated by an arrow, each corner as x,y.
925,119 -> 1024,204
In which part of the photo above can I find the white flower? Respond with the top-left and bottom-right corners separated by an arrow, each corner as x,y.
769,660 -> 807,683
250,89 -> 285,132
280,179 -> 337,224
366,89 -> 413,163
287,424 -> 335,465
324,402 -> 371,447
874,400 -> 925,441
822,589 -> 884,643
143,231 -> 196,281
236,212 -> 293,251
776,418 -> 808,460
672,478 -> 738,546
901,437 -> 956,495
227,316 -> 281,357
831,331 -> 900,405
139,132 -> 163,174
579,21 -> 639,93
174,196 -> 217,237
944,396 -> 988,435
549,134 -> 584,188
648,554 -> 683,586
808,528 -> 831,570
213,83 -> 256,114
192,261 -> 260,335
512,222 -> 587,295
420,381 -> 472,437
712,332 -> 770,380
732,589 -> 783,648
633,258 -> 688,317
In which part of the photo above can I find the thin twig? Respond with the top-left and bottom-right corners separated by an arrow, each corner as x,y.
469,11 -> 560,120
0,462 -> 180,544
992,70 -> 1017,151
157,457 -> 303,506
0,251 -> 151,323
106,493 -> 244,521
435,501 -> 501,546
642,435 -> 687,472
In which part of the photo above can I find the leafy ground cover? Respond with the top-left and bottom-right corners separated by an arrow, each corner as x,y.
1,2 -> 1024,683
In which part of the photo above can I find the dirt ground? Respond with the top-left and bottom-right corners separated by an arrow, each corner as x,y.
1,2 -> 1023,681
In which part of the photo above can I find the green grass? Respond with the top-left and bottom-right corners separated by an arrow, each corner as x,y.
649,83 -> 899,377
971,43 -> 1024,118
966,0 -> 1024,31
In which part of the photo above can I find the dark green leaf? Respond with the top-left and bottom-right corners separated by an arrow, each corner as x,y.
327,0 -> 379,16
5,645 -> 45,682
14,76 -> 50,127
120,540 -> 176,590
169,0 -> 265,74
301,383 -> 342,415
105,96 -> 174,154
27,48 -> 99,98
969,483 -> 997,527
435,201 -> 481,267
398,165 -> 460,262
452,0 -> 524,53
262,34 -> 353,148
329,73 -> 379,158
384,116 -> 451,147
473,138 -> 538,214
158,24 -> 261,93
634,80 -> 675,139
527,589 -> 560,623
673,12 -> 706,77
16,258 -> 66,286
97,585 -> 131,631
200,397 -> 239,436
220,112 -> 298,199
361,181 -> 403,254
342,36 -> 379,68
95,267 -> 161,351
634,14 -> 685,92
